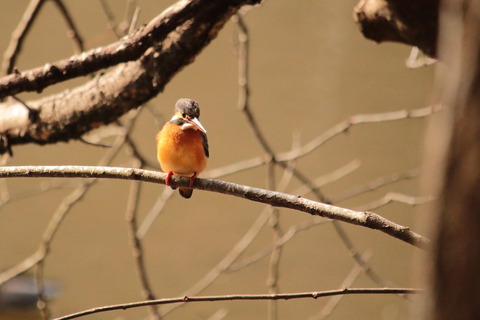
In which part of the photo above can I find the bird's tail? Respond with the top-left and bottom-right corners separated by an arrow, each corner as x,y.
179,187 -> 193,199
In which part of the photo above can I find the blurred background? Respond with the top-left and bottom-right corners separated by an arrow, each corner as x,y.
0,0 -> 434,319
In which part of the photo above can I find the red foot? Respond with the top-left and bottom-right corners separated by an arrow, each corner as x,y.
165,171 -> 174,186
189,172 -> 198,187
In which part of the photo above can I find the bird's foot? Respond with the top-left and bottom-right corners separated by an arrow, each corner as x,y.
165,171 -> 174,187
189,172 -> 198,187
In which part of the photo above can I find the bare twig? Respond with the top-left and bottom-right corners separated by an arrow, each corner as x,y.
266,164 -> 282,320
161,209 -> 271,315
294,160 -> 361,197
161,167 -> 295,316
330,221 -> 394,288
310,251 -> 373,320
332,168 -> 421,203
203,105 -> 436,183
234,14 -> 283,319
406,47 -> 436,69
277,105 -> 442,162
203,156 -> 266,178
355,192 -> 435,211
0,0 -> 261,99
0,113 -> 140,288
125,159 -> 161,320
54,288 -> 421,320
99,0 -> 123,37
122,0 -> 139,34
34,178 -> 96,319
0,0 -> 261,156
33,130 -> 134,315
128,7 -> 141,35
52,0 -> 85,53
233,14 -> 274,156
206,308 -> 229,320
2,0 -> 46,75
226,217 -> 330,272
136,187 -> 174,239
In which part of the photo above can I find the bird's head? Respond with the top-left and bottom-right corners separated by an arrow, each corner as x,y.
170,98 -> 207,133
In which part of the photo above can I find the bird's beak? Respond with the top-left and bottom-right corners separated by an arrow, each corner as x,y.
184,117 -> 207,133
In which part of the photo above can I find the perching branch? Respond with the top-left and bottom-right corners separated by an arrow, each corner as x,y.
53,287 -> 421,320
0,165 -> 428,248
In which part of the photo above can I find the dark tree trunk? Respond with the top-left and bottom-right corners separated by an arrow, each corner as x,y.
431,1 -> 480,319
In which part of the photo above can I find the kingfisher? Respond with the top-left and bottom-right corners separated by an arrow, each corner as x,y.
156,98 -> 209,198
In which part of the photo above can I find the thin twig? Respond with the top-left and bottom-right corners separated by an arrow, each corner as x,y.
2,0 -> 46,74
332,168 -> 421,203
0,0 -> 260,99
52,0 -> 85,54
277,105 -> 442,162
203,156 -> 266,178
294,160 -> 361,197
234,14 -> 283,319
99,0 -> 123,37
226,217 -> 330,272
0,113 -> 140,288
53,288 -> 422,320
266,164 -> 282,320
122,0 -> 138,34
125,159 -> 161,320
233,13 -> 329,203
405,47 -> 436,69
160,166 -> 296,316
136,187 -> 174,239
204,105 -> 436,182
206,308 -> 229,320
310,251 -> 373,320
78,136 -> 112,148
161,209 -> 272,316
128,7 -> 141,35
355,192 -> 435,211
33,131 -> 131,316
330,221 -> 394,288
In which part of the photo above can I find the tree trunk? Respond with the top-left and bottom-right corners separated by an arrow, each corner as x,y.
431,1 -> 480,319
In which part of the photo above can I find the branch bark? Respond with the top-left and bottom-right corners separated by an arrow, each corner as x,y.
0,165 -> 428,248
54,288 -> 420,320
353,0 -> 440,56
430,1 -> 480,319
0,0 -> 260,155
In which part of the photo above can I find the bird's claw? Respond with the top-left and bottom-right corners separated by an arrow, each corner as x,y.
165,171 -> 174,187
189,172 -> 198,187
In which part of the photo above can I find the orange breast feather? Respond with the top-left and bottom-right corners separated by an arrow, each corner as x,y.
156,123 -> 207,176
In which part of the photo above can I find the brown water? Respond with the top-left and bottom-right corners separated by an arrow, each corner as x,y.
0,1 -> 433,319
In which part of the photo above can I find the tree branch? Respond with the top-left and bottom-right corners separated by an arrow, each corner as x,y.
0,165 -> 428,248
0,0 -> 261,155
1,0 -> 46,75
353,0 -> 440,57
53,288 -> 421,320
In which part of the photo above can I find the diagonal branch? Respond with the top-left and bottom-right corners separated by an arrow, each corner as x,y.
1,0 -> 46,75
52,0 -> 85,54
0,0 -> 261,155
0,0 -> 259,98
0,165 -> 428,248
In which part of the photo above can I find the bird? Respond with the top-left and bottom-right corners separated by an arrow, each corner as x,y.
156,98 -> 209,199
